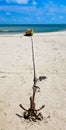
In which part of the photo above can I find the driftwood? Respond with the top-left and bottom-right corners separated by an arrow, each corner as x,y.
17,78 -> 46,121
16,36 -> 47,121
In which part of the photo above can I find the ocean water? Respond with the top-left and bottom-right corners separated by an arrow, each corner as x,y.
0,24 -> 66,33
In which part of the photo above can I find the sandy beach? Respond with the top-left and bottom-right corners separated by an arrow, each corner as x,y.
0,31 -> 66,130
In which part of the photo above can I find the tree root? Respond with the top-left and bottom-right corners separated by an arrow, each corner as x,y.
18,104 -> 45,121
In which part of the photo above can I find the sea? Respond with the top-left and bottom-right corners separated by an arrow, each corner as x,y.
0,24 -> 66,34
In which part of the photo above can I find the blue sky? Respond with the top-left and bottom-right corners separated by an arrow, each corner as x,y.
0,0 -> 66,24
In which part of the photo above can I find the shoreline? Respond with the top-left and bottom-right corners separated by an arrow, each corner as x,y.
0,30 -> 66,35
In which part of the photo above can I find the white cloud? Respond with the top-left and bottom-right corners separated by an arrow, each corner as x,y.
59,16 -> 64,19
44,2 -> 66,14
32,0 -> 37,5
37,16 -> 41,20
5,12 -> 11,15
6,0 -> 29,4
0,5 -> 37,14
0,3 -> 66,19
0,3 -> 66,15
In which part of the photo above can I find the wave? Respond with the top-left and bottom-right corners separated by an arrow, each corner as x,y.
0,30 -> 9,32
0,30 -> 12,32
0,29 -> 21,33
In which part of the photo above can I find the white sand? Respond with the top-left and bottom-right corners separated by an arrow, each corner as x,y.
0,31 -> 66,130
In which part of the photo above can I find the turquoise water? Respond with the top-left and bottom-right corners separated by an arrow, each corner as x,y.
0,24 -> 66,33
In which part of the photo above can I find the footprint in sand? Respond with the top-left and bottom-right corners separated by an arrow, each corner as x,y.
43,115 -> 51,123
53,48 -> 58,50
0,76 -> 6,78
4,112 -> 7,116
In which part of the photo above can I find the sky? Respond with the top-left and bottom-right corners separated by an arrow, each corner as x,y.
0,0 -> 66,24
